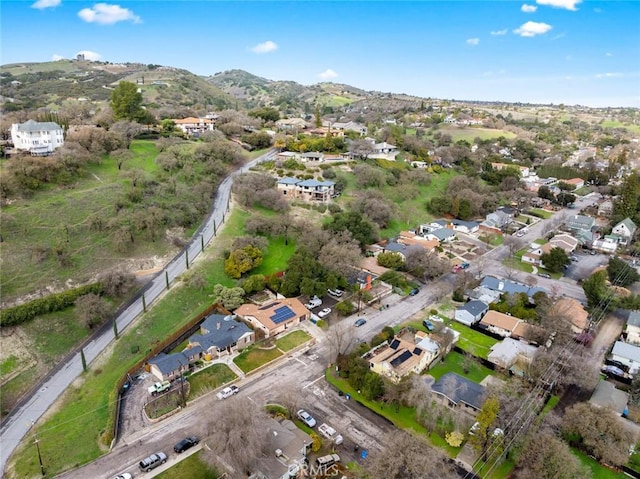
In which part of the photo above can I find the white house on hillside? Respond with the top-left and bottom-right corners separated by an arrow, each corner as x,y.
612,218 -> 637,245
11,120 -> 64,155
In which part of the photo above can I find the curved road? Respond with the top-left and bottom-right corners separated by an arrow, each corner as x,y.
0,149 -> 276,475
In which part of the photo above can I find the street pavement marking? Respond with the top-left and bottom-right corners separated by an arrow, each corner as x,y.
303,375 -> 325,389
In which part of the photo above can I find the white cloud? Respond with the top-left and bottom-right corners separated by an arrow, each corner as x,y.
466,38 -> 480,46
513,21 -> 552,37
75,50 -> 102,61
51,54 -> 65,61
250,40 -> 278,54
490,29 -> 508,36
31,0 -> 60,9
521,4 -> 538,12
595,72 -> 624,79
318,69 -> 338,80
536,0 -> 581,11
78,3 -> 141,25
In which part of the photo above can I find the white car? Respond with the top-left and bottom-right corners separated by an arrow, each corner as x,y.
327,288 -> 344,297
297,409 -> 317,428
216,385 -> 239,400
317,308 -> 332,318
304,296 -> 322,309
112,474 -> 132,479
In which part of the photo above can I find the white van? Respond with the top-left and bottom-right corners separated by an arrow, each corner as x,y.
316,453 -> 341,468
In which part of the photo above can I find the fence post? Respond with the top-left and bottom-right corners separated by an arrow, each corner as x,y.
200,235 -> 205,253
185,250 -> 189,269
165,271 -> 170,289
213,219 -> 217,236
142,293 -> 147,313
113,320 -> 119,339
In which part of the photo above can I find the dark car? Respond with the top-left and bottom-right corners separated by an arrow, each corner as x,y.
174,436 -> 199,453
354,318 -> 367,327
409,288 -> 420,296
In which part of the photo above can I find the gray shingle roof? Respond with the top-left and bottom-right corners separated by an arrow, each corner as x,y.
277,177 -> 300,185
431,372 -> 485,410
193,314 -> 252,351
431,228 -> 456,240
148,351 -> 192,375
628,311 -> 640,328
14,119 -> 63,132
480,276 -> 546,298
617,218 -> 637,234
612,341 -> 640,363
460,300 -> 489,316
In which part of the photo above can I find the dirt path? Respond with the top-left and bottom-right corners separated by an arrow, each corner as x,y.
589,312 -> 625,363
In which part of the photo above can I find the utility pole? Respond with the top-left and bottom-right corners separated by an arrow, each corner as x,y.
31,421 -> 45,477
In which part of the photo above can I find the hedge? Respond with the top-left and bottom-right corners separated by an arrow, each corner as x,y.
0,282 -> 104,327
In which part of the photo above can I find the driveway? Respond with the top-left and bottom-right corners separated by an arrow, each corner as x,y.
563,251 -> 608,282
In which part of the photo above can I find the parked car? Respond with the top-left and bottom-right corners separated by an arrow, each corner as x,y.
174,436 -> 199,453
139,452 -> 167,472
354,318 -> 367,327
409,288 -> 420,296
316,453 -> 341,468
537,273 -> 551,279
590,250 -> 597,255
112,474 -> 132,479
423,320 -> 435,331
570,255 -> 579,262
216,385 -> 239,400
296,409 -> 317,428
304,296 -> 322,309
327,288 -> 344,297
147,380 -> 171,396
318,308 -> 332,318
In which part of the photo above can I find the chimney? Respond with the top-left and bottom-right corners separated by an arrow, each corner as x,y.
498,281 -> 504,291
217,321 -> 221,330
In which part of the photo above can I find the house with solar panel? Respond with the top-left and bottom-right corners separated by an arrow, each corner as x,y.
430,372 -> 486,414
187,313 -> 255,360
235,298 -> 309,338
276,177 -> 336,202
364,329 -> 441,383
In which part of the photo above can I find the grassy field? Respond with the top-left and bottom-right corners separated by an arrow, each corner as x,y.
428,351 -> 493,383
445,322 -> 499,359
187,364 -> 237,400
156,451 -> 219,479
0,140 -> 172,302
528,208 -> 553,219
275,330 -> 312,352
380,169 -> 459,238
573,449 -> 627,478
251,236 -> 296,276
233,345 -> 283,373
601,120 -> 640,134
6,207 -> 250,477
433,126 -> 517,143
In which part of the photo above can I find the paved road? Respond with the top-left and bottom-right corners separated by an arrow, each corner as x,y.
0,149 -> 277,475
2,181 -> 596,476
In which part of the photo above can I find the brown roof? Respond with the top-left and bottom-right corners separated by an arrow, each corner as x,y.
235,298 -> 309,332
564,178 -> 584,185
398,231 -> 439,250
550,298 -> 589,331
173,117 -> 214,125
480,310 -> 520,332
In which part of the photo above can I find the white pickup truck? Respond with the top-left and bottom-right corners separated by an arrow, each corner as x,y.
147,380 -> 171,396
318,423 -> 344,445
216,385 -> 239,400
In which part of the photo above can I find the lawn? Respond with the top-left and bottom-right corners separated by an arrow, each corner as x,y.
7,208 -> 250,477
428,351 -> 493,383
380,169 -> 459,238
251,235 -> 296,276
445,322 -> 499,359
233,345 -> 284,373
528,208 -> 553,219
573,448 -> 627,478
325,369 -> 460,457
156,451 -> 219,479
187,364 -> 237,400
275,330 -> 312,352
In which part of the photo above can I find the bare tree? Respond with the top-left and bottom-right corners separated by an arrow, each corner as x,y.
98,268 -> 136,297
517,428 -> 592,479
504,235 -> 526,258
201,397 -> 271,477
75,293 -> 111,329
362,432 -> 458,479
326,320 -> 357,363
318,230 -> 362,279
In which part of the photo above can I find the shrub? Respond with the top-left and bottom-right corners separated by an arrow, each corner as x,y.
445,431 -> 464,448
327,203 -> 342,214
430,309 -> 438,316
336,300 -> 355,316
0,282 -> 104,327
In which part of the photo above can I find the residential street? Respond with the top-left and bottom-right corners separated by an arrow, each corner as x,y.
2,187 -> 598,477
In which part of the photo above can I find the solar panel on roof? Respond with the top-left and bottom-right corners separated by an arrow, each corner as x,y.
389,339 -> 401,350
390,350 -> 412,367
271,306 -> 295,324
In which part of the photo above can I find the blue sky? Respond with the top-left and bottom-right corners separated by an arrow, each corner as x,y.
1,0 -> 639,107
